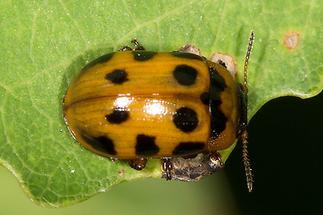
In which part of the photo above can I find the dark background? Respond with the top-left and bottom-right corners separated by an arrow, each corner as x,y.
226,91 -> 323,215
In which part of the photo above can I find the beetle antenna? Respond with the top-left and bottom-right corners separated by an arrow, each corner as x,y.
243,31 -> 254,93
241,31 -> 255,192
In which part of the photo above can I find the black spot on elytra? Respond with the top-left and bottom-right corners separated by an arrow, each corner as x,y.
210,101 -> 228,138
136,134 -> 159,156
81,133 -> 117,155
133,51 -> 156,61
208,66 -> 228,138
82,52 -> 114,72
173,107 -> 198,132
105,69 -> 128,84
173,65 -> 198,86
209,66 -> 227,91
105,109 -> 129,124
200,92 -> 209,105
172,142 -> 205,155
171,51 -> 203,60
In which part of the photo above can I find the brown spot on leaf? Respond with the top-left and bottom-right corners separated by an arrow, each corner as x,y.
283,32 -> 300,50
118,169 -> 125,177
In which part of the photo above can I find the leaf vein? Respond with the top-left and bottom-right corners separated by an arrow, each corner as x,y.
114,0 -> 200,49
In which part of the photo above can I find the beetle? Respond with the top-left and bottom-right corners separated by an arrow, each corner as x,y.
63,33 -> 255,192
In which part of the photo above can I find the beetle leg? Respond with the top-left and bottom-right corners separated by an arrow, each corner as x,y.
161,157 -> 173,180
207,152 -> 224,171
128,157 -> 147,170
109,157 -> 118,163
119,39 -> 145,51
119,46 -> 132,51
131,39 -> 145,50
178,44 -> 201,56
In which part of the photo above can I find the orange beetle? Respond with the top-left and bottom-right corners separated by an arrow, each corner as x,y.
64,33 -> 255,191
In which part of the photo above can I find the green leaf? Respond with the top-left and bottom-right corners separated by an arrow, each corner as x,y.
0,0 -> 322,207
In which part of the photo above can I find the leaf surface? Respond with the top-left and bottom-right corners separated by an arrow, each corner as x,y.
0,0 -> 322,206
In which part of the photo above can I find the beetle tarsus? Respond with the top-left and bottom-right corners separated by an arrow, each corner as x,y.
131,39 -> 145,50
119,39 -> 145,51
119,46 -> 132,51
129,157 -> 147,170
207,152 -> 224,172
161,157 -> 173,180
